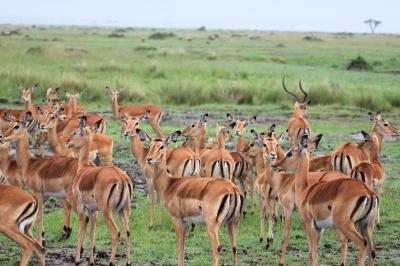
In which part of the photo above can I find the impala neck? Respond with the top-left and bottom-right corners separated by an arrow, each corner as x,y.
112,97 -> 119,118
152,156 -> 170,202
78,135 -> 92,171
69,97 -> 77,113
198,127 -> 206,151
236,134 -> 248,152
255,149 -> 265,174
0,144 -> 11,173
48,122 -> 64,155
371,127 -> 384,154
368,139 -> 380,163
293,108 -> 303,118
294,150 -> 310,204
264,157 -> 274,184
130,134 -> 149,168
217,130 -> 225,150
15,129 -> 33,175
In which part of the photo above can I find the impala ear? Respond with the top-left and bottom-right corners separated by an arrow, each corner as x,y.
367,112 -> 375,121
142,110 -> 150,121
105,86 -> 112,95
166,130 -> 182,145
229,121 -> 236,129
23,111 -> 33,128
299,134 -> 308,150
31,84 -> 38,93
375,111 -> 382,120
55,87 -> 61,92
136,128 -> 152,143
250,129 -> 260,141
80,116 -> 87,128
248,116 -> 256,125
226,113 -> 234,123
267,123 -> 276,138
56,107 -> 64,117
42,99 -> 49,105
201,113 -> 208,123
310,133 -> 323,151
361,130 -> 370,139
3,112 -> 15,123
92,119 -> 103,133
36,106 -> 47,115
119,112 -> 129,124
277,129 -> 288,143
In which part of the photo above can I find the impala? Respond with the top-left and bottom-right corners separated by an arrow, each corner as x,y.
65,116 -> 132,266
227,113 -> 256,213
199,122 -> 236,179
120,112 -> 200,228
351,131 -> 385,228
0,140 -> 23,188
272,135 -> 377,266
182,113 -> 208,153
0,111 -> 78,244
0,184 -> 45,266
46,87 -> 61,105
37,106 -> 113,166
107,86 -> 164,138
282,77 -> 311,148
137,128 -> 243,266
332,111 -> 398,175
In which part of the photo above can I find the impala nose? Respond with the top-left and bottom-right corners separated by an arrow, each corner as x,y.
235,131 -> 240,136
147,158 -> 153,164
270,153 -> 277,160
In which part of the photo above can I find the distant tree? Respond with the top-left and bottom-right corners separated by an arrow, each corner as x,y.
197,26 -> 206,31
364,19 -> 382,34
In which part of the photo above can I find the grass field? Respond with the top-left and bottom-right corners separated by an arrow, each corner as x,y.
0,25 -> 400,265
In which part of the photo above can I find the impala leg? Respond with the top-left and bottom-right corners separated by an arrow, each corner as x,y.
360,220 -> 376,266
304,222 -> 318,266
149,115 -> 164,139
336,229 -> 348,266
206,222 -> 221,266
102,212 -> 119,265
34,193 -> 45,246
75,212 -> 89,264
340,222 -> 366,266
2,227 -> 44,266
265,189 -> 275,249
59,199 -> 72,240
156,190 -> 161,224
147,178 -> 154,229
120,206 -> 132,266
249,175 -> 255,213
172,218 -> 187,266
279,207 -> 293,266
88,211 -> 97,265
228,221 -> 239,266
257,191 -> 265,243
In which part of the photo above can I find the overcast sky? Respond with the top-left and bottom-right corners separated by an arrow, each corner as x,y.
1,0 -> 399,33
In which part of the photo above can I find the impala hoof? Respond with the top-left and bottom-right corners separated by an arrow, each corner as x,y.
108,262 -> 115,266
259,237 -> 263,243
377,224 -> 382,230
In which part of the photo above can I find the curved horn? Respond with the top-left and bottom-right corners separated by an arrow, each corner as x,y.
298,80 -> 308,102
282,76 -> 300,102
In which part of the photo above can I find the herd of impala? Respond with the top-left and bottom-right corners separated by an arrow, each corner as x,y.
0,79 -> 398,266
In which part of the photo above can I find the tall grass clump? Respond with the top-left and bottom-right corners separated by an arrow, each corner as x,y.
26,46 -> 44,55
149,32 -> 175,40
158,83 -> 208,105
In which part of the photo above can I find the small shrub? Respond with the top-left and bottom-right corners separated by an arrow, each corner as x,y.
347,56 -> 372,71
276,43 -> 286,48
99,60 -> 121,72
146,64 -> 166,79
206,52 -> 217,61
302,35 -> 323,41
108,32 -> 125,38
149,32 -> 175,40
134,46 -> 157,51
26,46 -> 43,55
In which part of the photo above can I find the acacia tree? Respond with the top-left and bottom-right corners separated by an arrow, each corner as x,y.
364,19 -> 382,34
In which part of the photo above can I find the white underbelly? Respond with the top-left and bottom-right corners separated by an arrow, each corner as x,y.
315,215 -> 335,229
43,190 -> 66,199
183,215 -> 206,224
85,202 -> 98,212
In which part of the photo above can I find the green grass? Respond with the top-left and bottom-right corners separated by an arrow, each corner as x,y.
0,26 -> 400,110
0,103 -> 400,265
0,25 -> 400,265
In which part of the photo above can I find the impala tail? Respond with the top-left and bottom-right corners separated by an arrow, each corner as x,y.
216,193 -> 244,224
351,194 -> 379,225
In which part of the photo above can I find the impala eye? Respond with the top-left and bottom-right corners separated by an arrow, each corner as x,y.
384,123 -> 389,127
159,145 -> 164,150
286,151 -> 292,158
135,122 -> 139,126
263,143 -> 267,147
14,125 -> 20,129
191,124 -> 195,128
